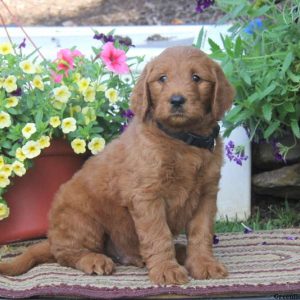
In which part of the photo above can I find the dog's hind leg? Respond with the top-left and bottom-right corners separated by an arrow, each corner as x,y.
49,220 -> 115,275
105,207 -> 144,267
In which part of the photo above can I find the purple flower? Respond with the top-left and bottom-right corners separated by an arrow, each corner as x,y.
93,33 -> 115,43
241,223 -> 253,234
93,33 -> 105,40
10,87 -> 22,96
225,141 -> 248,166
18,38 -> 26,49
244,18 -> 263,34
104,35 -> 115,43
195,0 -> 214,13
121,109 -> 134,119
271,140 -> 285,163
213,235 -> 219,245
285,236 -> 298,240
120,123 -> 128,133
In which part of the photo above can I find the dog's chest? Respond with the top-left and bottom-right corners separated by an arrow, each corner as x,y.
160,150 -> 206,232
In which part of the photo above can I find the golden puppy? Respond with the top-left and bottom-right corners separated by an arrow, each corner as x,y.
0,46 -> 234,285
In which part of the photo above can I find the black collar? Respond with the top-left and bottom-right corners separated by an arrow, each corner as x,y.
157,122 -> 220,151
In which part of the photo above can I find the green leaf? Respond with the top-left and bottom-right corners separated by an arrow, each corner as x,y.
240,71 -> 251,85
250,5 -> 271,18
283,102 -> 295,113
208,38 -> 222,53
263,121 -> 280,139
287,70 -> 300,83
194,27 -> 206,49
281,52 -> 293,75
225,106 -> 242,122
262,103 -> 272,121
291,119 -> 300,138
259,82 -> 277,100
35,110 -> 43,124
234,36 -> 243,57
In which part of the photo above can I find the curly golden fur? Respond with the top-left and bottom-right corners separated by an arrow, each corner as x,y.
0,46 -> 234,285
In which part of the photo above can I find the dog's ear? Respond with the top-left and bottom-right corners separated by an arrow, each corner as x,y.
130,63 -> 152,121
211,65 -> 235,121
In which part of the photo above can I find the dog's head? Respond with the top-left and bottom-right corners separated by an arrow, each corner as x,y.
130,46 -> 234,130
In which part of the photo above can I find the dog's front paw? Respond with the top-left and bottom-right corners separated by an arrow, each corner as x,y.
185,256 -> 228,280
149,260 -> 189,285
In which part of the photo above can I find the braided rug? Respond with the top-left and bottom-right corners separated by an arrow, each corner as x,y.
0,229 -> 299,299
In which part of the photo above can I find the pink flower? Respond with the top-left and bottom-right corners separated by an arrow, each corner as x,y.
56,49 -> 83,74
100,42 -> 129,74
50,71 -> 63,83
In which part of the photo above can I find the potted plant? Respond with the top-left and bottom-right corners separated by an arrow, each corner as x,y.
196,0 -> 300,163
0,31 -> 141,243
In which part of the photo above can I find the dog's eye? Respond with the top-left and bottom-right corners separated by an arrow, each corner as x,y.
192,74 -> 201,82
159,75 -> 167,83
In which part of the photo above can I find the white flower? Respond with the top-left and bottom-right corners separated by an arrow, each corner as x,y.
22,141 -> 41,159
12,161 -> 26,177
71,138 -> 86,154
88,137 -> 105,155
0,42 -> 13,55
19,60 -> 36,74
0,111 -> 12,129
3,75 -> 17,93
53,85 -> 71,103
22,123 -> 37,139
61,117 -> 77,134
105,88 -> 118,103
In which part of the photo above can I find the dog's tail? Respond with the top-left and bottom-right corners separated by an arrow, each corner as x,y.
0,240 -> 55,276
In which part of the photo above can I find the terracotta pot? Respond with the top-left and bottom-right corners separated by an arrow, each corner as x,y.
0,139 -> 87,245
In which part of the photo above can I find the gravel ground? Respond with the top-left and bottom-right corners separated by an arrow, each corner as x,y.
0,0 -> 223,26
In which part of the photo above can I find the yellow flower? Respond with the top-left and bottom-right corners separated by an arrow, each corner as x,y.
3,75 -> 17,93
0,111 -> 12,129
88,137 -> 105,155
0,156 -> 4,169
1,164 -> 12,177
38,136 -> 50,149
0,202 -> 10,220
0,172 -> 10,188
105,88 -> 118,104
82,107 -> 96,125
91,82 -> 107,92
49,116 -> 61,128
32,75 -> 44,91
15,148 -> 26,161
83,86 -> 96,102
61,117 -> 76,134
77,78 -> 90,93
53,85 -> 71,103
22,123 -> 37,139
0,42 -> 13,55
71,138 -> 86,154
19,60 -> 36,74
73,72 -> 81,83
22,140 -> 41,159
5,96 -> 19,108
12,161 -> 26,177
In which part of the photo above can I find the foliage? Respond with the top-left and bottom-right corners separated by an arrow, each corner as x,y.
197,0 -> 300,153
0,32 -> 142,220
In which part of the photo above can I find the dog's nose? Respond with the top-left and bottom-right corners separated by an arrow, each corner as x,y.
170,95 -> 186,107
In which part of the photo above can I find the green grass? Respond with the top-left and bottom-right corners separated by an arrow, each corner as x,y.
215,199 -> 300,233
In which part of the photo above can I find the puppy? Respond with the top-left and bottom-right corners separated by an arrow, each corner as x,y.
0,46 -> 234,285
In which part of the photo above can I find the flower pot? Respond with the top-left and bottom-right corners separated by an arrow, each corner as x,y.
0,139 -> 86,245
